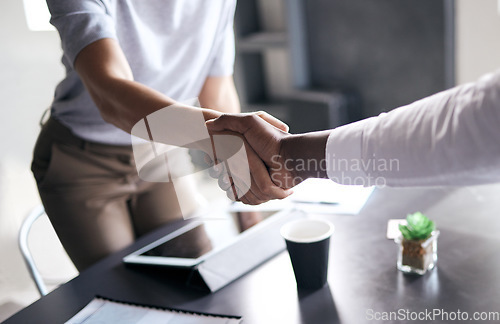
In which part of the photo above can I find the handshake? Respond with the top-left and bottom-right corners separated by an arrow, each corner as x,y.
131,105 -> 330,207
205,111 -> 330,205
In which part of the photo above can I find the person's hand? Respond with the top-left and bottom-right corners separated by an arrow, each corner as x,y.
206,112 -> 300,203
206,128 -> 293,205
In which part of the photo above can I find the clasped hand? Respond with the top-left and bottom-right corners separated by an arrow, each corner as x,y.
206,111 -> 301,205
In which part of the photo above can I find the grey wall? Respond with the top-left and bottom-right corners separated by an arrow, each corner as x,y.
456,0 -> 500,84
0,0 -> 76,316
304,0 -> 453,118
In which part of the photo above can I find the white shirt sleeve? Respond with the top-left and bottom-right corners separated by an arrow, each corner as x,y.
326,70 -> 500,187
208,0 -> 236,77
47,0 -> 117,67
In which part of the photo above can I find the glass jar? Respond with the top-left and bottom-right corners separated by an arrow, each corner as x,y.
395,230 -> 439,275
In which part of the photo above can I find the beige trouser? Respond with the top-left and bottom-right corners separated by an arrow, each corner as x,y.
31,117 -> 203,271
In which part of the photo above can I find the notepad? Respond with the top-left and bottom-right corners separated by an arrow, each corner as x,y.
65,296 -> 242,324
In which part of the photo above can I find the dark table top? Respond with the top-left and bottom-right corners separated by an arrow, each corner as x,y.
5,184 -> 500,324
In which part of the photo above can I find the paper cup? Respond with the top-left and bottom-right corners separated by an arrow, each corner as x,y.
280,219 -> 334,290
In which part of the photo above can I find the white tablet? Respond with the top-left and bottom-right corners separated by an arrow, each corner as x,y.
123,208 -> 291,268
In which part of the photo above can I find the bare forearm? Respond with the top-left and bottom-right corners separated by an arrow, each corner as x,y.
199,75 -> 241,114
74,38 -> 221,134
86,77 -> 169,131
84,77 -> 220,133
280,131 -> 331,181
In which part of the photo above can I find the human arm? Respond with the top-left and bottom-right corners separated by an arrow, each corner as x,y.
74,38 -> 222,132
325,70 -> 500,186
207,69 -> 500,195
199,76 -> 241,114
75,39 -> 291,203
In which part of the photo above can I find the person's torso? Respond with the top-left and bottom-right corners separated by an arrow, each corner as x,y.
51,0 -> 235,145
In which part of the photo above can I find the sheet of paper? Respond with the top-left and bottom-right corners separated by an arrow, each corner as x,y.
229,179 -> 375,215
66,298 -> 242,324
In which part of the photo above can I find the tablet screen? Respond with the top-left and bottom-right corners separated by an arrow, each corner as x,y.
136,211 -> 275,261
140,223 -> 212,259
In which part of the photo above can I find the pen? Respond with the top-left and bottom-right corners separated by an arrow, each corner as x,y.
292,200 -> 339,205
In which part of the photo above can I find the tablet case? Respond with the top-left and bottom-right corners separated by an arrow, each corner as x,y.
186,209 -> 306,292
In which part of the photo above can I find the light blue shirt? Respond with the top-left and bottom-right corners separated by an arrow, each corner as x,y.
47,0 -> 236,145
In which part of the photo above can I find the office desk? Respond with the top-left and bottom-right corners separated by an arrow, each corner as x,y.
5,185 -> 500,324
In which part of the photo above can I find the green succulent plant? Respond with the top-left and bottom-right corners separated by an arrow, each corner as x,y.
399,212 -> 435,240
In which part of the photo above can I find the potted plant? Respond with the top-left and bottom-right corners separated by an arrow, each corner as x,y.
395,212 -> 439,275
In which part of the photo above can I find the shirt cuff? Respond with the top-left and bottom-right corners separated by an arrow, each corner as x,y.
326,118 -> 375,186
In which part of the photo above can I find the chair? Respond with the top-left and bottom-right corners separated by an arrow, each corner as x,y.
18,204 -> 48,296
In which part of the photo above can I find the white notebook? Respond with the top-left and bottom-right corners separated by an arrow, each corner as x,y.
65,297 -> 242,324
